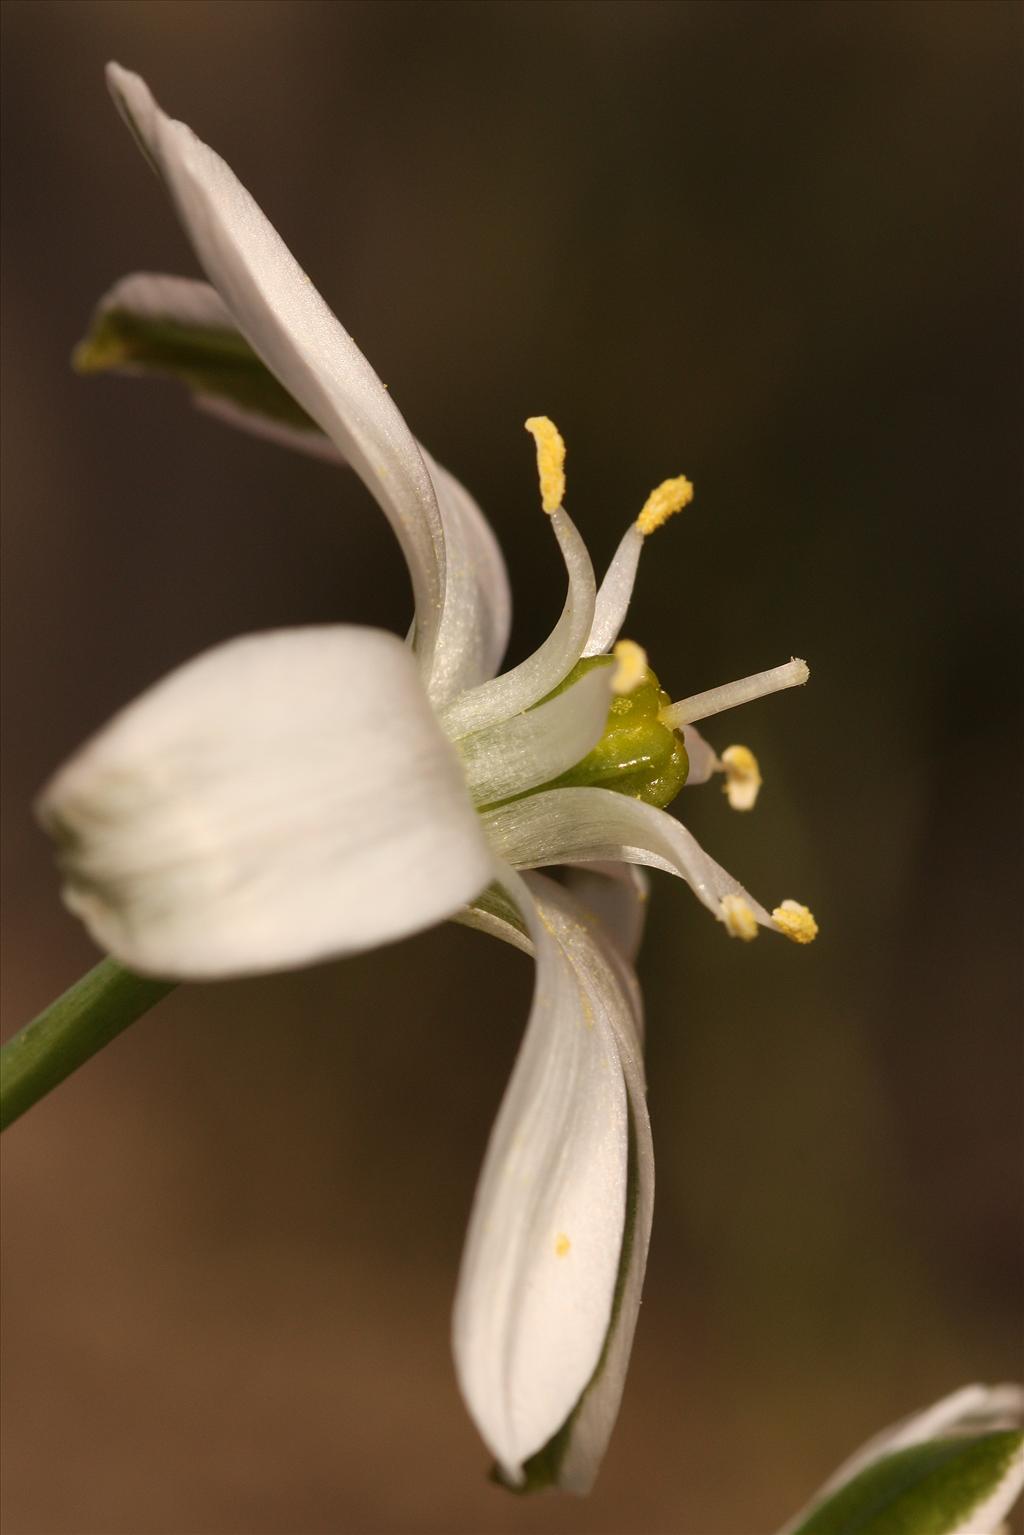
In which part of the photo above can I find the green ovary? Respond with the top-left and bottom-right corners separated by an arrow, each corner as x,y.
541,657 -> 689,810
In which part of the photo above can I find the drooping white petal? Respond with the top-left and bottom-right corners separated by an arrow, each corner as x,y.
680,724 -> 720,786
562,862 -> 650,965
584,524 -> 643,657
440,508 -> 596,740
105,66 -> 448,678
79,270 -> 513,701
453,868 -> 649,1486
37,627 -> 493,978
776,1384 -> 1024,1535
457,664 -> 612,808
538,877 -> 653,1494
483,785 -> 776,930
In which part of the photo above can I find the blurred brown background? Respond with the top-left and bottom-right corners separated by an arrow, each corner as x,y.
2,3 -> 1021,1533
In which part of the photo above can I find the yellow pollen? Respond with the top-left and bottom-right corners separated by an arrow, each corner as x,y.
720,744 -> 763,811
772,900 -> 819,944
611,638 -> 648,695
721,894 -> 759,942
555,1233 -> 571,1258
524,416 -> 566,514
636,475 -> 694,536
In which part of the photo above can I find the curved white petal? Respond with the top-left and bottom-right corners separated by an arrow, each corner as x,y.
420,448 -> 512,703
776,1384 -> 1024,1535
457,664 -> 612,808
81,270 -> 513,701
456,882 -> 533,955
453,868 -> 651,1487
483,785 -> 776,930
681,724 -> 720,786
106,66 -> 448,677
37,627 -> 493,978
440,508 -> 596,740
562,862 -> 650,966
584,524 -> 643,657
529,876 -> 653,1494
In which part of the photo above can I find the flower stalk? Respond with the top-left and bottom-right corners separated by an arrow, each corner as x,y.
0,959 -> 174,1130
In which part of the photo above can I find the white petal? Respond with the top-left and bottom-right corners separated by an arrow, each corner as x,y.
681,724 -> 720,786
453,868 -> 649,1485
456,882 -> 533,956
776,1384 -> 1024,1535
440,508 -> 596,740
528,876 -> 653,1494
106,66 -> 448,677
91,270 -> 236,332
482,785 -> 776,929
584,524 -> 643,657
37,627 -> 493,978
420,448 -> 512,704
457,664 -> 612,808
562,862 -> 650,965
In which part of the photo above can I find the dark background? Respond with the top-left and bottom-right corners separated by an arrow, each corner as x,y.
2,3 -> 1021,1533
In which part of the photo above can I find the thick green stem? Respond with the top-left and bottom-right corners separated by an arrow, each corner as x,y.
0,959 -> 175,1131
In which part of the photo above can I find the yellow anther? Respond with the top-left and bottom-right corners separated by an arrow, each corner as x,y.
611,638 -> 648,695
524,416 -> 566,513
555,1233 -> 571,1258
720,744 -> 763,811
772,900 -> 819,944
721,894 -> 759,941
636,475 -> 694,536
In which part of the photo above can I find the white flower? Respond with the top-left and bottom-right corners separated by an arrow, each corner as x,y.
39,66 -> 817,1492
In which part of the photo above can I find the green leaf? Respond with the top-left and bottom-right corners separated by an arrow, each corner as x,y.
790,1431 -> 1024,1535
73,307 -> 320,434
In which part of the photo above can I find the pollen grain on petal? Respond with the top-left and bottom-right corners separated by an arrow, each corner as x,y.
720,894 -> 759,941
611,638 -> 648,695
524,415 -> 566,513
554,1232 -> 571,1258
636,475 -> 694,536
721,744 -> 763,811
772,899 -> 819,944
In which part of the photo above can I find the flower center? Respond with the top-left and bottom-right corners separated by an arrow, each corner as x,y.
535,655 -> 690,809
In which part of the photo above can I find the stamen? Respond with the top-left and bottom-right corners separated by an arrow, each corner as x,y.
636,475 -> 694,536
659,658 -> 809,728
524,416 -> 566,514
720,744 -> 762,811
611,639 -> 648,696
772,900 -> 818,944
720,894 -> 759,941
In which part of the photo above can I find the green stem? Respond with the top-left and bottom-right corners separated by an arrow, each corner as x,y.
0,959 -> 175,1131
